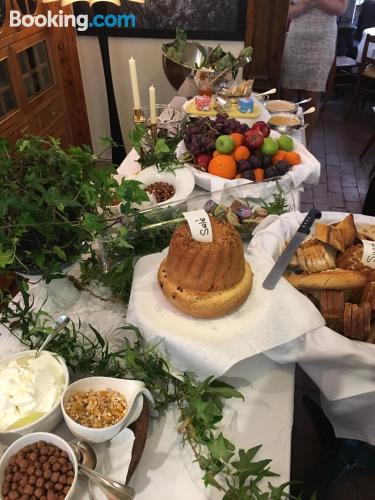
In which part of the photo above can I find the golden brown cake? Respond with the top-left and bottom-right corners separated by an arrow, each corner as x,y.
158,217 -> 253,318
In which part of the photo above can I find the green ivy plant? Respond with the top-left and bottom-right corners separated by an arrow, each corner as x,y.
0,136 -> 118,279
0,286 -> 311,500
129,122 -> 186,172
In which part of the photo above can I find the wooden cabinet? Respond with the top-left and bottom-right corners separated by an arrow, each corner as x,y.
244,0 -> 289,91
0,0 -> 89,146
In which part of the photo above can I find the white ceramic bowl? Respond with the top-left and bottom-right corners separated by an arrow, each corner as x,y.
0,432 -> 78,499
0,351 -> 69,446
61,377 -> 146,443
129,165 -> 195,205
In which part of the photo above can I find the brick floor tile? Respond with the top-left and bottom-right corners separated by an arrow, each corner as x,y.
341,175 -> 357,187
343,187 -> 360,202
327,177 -> 342,193
327,165 -> 341,178
301,190 -> 313,203
326,154 -> 340,166
313,197 -> 330,210
345,201 -> 363,213
300,203 -> 312,212
341,164 -> 355,176
329,207 -> 347,212
329,192 -> 345,207
357,179 -> 370,195
313,184 -> 327,197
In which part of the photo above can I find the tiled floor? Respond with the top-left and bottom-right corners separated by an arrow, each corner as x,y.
300,98 -> 374,214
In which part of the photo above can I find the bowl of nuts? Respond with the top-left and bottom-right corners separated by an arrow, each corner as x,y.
0,432 -> 78,499
61,377 -> 150,443
129,166 -> 195,206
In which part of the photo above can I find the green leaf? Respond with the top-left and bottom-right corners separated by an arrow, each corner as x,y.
52,246 -> 67,262
154,139 -> 170,155
0,245 -> 14,268
207,433 -> 235,462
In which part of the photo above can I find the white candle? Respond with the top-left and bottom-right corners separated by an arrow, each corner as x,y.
128,57 -> 141,109
149,85 -> 157,125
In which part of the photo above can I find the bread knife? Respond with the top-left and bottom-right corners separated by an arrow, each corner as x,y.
262,208 -> 322,290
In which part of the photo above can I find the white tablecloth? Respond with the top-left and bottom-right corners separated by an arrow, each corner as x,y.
356,26 -> 375,62
0,277 -> 294,498
249,211 -> 375,445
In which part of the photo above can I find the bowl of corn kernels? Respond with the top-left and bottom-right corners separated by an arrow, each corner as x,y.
61,377 -> 147,443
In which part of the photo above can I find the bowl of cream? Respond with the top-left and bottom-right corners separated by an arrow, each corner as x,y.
0,350 -> 69,445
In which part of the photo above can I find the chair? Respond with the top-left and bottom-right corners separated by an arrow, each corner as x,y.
323,54 -> 359,109
346,34 -> 375,119
360,106 -> 375,159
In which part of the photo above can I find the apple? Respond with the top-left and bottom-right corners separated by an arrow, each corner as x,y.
251,121 -> 271,138
243,129 -> 264,151
215,135 -> 235,154
195,153 -> 212,171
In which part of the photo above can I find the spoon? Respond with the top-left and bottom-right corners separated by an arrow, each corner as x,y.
70,441 -> 135,500
295,97 -> 311,106
35,314 -> 70,357
254,88 -> 277,98
303,106 -> 316,115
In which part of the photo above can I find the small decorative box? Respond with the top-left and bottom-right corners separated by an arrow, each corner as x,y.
238,97 -> 254,113
195,95 -> 211,111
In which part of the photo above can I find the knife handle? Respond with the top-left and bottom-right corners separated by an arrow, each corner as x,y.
298,208 -> 322,234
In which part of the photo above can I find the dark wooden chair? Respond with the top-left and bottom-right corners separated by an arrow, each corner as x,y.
346,34 -> 375,119
359,106 -> 375,161
323,55 -> 359,109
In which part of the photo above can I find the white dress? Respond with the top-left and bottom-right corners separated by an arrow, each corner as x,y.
280,3 -> 337,92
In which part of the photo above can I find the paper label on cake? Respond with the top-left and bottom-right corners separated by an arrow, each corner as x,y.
183,209 -> 213,243
361,240 -> 375,268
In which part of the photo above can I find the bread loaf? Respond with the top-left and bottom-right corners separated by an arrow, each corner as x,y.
315,223 -> 345,252
319,290 -> 344,332
296,240 -> 336,273
333,214 -> 357,248
286,269 -> 368,291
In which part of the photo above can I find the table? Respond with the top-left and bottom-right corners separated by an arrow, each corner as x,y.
0,273 -> 295,498
356,26 -> 375,62
117,96 -> 319,212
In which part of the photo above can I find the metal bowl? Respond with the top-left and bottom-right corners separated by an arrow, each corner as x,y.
267,112 -> 304,135
264,99 -> 298,114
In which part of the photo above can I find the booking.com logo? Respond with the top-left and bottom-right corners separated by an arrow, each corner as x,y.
10,10 -> 136,31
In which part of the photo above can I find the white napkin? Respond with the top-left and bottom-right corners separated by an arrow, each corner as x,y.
126,251 -> 325,379
250,211 -> 375,444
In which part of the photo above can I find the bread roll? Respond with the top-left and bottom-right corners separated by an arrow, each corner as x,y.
286,269 -> 368,291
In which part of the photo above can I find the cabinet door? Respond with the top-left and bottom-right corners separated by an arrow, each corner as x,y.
11,32 -> 58,112
46,116 -> 73,149
244,0 -> 289,90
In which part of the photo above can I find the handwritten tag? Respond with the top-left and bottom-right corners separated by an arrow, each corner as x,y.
183,209 -> 213,243
361,240 -> 375,269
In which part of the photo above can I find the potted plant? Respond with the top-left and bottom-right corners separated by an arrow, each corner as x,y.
0,135 -> 118,280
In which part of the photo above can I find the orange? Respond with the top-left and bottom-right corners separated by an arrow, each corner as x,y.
208,155 -> 237,179
230,132 -> 243,148
284,151 -> 302,166
253,168 -> 265,182
272,150 -> 287,165
233,145 -> 250,162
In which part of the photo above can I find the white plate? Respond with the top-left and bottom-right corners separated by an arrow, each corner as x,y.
129,165 -> 195,205
176,131 -> 320,192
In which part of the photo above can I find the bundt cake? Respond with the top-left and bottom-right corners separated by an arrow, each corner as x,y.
158,217 -> 253,318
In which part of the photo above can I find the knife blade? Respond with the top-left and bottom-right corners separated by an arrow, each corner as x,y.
262,208 -> 322,290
